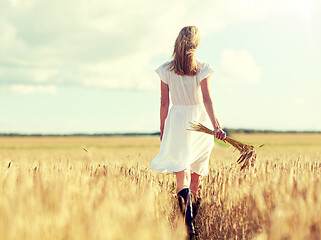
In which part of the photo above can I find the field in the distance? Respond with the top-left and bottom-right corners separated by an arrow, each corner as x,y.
0,134 -> 321,240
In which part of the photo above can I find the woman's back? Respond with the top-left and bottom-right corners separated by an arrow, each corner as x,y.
156,60 -> 214,106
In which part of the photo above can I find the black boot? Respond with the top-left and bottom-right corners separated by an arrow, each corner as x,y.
177,188 -> 195,238
192,197 -> 202,218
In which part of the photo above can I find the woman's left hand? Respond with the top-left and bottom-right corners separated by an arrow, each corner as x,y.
214,128 -> 226,142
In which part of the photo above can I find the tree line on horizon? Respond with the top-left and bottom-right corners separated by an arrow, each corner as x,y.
0,128 -> 320,137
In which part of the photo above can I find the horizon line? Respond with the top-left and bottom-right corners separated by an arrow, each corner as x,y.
1,128 -> 320,137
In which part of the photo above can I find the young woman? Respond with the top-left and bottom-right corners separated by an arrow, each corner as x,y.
150,26 -> 226,238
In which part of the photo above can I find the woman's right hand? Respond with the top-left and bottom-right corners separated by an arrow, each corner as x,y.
214,128 -> 226,142
160,130 -> 164,141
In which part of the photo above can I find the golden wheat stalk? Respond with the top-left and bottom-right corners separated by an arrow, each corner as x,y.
188,122 -> 260,170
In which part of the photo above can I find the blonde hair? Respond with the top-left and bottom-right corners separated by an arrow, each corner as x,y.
170,26 -> 201,76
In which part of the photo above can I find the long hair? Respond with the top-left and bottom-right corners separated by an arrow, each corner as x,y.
169,26 -> 201,76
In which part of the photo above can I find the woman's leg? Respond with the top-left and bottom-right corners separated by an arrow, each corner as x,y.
175,170 -> 191,193
175,170 -> 195,236
190,172 -> 202,219
190,172 -> 201,197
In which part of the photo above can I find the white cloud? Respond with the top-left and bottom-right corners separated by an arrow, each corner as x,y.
291,97 -> 306,107
82,52 -> 157,90
10,84 -> 57,95
0,0 -> 319,93
215,49 -> 262,83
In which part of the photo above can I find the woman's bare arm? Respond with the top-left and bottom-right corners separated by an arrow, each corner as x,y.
200,76 -> 226,141
160,81 -> 169,141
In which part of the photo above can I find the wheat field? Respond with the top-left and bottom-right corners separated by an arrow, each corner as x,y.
0,134 -> 321,240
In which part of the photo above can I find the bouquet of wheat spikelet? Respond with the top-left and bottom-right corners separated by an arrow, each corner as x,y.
188,122 -> 262,170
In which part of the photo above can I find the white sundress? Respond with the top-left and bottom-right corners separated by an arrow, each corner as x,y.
150,59 -> 215,176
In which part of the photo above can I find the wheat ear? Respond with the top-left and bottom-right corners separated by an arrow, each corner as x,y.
188,122 -> 260,170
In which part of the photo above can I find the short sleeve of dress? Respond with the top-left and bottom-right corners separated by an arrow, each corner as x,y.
198,63 -> 214,83
155,64 -> 168,84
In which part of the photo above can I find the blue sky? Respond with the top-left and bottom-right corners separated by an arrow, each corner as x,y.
0,0 -> 320,134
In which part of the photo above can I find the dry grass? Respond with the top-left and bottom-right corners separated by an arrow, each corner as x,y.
0,134 -> 321,239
